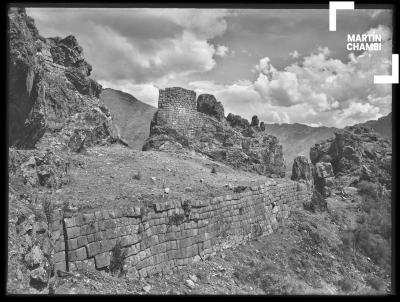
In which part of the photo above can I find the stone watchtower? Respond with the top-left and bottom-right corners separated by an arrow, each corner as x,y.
156,87 -> 198,136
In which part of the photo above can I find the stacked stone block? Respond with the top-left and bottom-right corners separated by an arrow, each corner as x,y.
50,209 -> 68,273
53,179 -> 311,277
157,87 -> 198,136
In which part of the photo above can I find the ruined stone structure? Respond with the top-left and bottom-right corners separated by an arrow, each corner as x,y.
144,87 -> 286,177
50,179 -> 312,277
156,87 -> 199,137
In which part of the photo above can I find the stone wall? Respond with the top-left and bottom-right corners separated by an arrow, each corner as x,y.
157,87 -> 198,136
51,179 -> 311,277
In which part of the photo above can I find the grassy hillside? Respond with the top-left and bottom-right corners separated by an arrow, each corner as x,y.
100,88 -> 157,150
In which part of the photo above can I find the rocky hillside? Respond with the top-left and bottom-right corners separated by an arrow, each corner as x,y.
100,88 -> 157,150
357,112 -> 392,140
8,7 -> 119,152
305,125 -> 392,289
310,125 -> 392,191
262,112 -> 392,176
7,8 -> 392,296
143,87 -> 286,177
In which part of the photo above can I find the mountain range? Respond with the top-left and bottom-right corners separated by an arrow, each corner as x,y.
104,88 -> 391,175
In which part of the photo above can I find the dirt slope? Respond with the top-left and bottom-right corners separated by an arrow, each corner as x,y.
100,88 -> 157,150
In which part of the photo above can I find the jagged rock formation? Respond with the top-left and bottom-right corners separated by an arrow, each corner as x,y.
310,125 -> 392,191
314,162 -> 335,197
197,94 -> 224,121
226,113 -> 250,129
143,87 -> 286,177
250,115 -> 259,127
8,8 -> 117,151
291,156 -> 312,183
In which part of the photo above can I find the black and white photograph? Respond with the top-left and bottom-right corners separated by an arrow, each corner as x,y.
7,1 -> 396,295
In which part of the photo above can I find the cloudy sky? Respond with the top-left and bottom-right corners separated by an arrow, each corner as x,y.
27,7 -> 392,127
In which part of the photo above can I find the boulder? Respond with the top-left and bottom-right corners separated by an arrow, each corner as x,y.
315,162 -> 334,179
314,162 -> 334,197
24,245 -> 45,269
250,115 -> 259,127
226,113 -> 250,129
30,266 -> 49,285
20,156 -> 39,187
197,94 -> 224,121
291,156 -> 312,182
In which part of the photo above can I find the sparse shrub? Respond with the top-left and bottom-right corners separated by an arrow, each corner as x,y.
356,214 -> 366,224
303,190 -> 327,213
330,209 -> 341,223
361,195 -> 377,214
340,231 -> 355,250
354,227 -> 389,267
233,267 -> 247,282
109,241 -> 127,276
28,203 -> 46,223
211,167 -> 217,174
168,213 -> 185,225
339,277 -> 354,292
132,171 -> 141,180
366,276 -> 385,291
358,181 -> 378,200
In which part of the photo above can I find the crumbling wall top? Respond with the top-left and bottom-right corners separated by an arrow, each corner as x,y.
159,87 -> 197,111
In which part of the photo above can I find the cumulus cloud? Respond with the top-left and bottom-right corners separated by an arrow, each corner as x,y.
99,80 -> 159,107
188,25 -> 392,127
27,8 -> 231,85
215,45 -> 230,57
289,50 -> 300,59
27,8 -> 392,127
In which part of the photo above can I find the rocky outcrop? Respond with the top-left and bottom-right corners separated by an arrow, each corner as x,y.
197,94 -> 224,121
309,125 -> 392,190
250,115 -> 259,127
226,113 -> 250,129
9,148 -> 70,189
143,87 -> 286,177
8,8 -> 117,151
291,156 -> 312,183
314,162 -> 334,197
